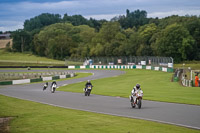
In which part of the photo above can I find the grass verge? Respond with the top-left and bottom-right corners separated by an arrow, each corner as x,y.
174,61 -> 200,70
0,95 -> 199,133
58,69 -> 200,105
0,49 -> 82,66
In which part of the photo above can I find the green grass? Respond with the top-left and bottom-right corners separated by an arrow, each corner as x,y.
0,95 -> 199,133
58,69 -> 200,105
0,49 -> 82,66
0,49 -> 64,63
174,61 -> 200,70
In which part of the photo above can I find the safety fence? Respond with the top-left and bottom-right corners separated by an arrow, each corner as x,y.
173,68 -> 196,87
0,72 -> 75,85
0,71 -> 70,81
181,78 -> 193,87
172,69 -> 183,82
67,65 -> 173,73
69,56 -> 174,67
181,70 -> 200,87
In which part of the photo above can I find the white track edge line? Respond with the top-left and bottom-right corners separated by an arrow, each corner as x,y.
0,93 -> 199,130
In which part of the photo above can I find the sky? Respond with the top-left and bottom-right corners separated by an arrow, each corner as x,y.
0,0 -> 200,32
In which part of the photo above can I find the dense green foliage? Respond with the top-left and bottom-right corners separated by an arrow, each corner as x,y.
11,10 -> 200,62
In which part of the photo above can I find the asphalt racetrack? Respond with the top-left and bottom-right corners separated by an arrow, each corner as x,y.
0,69 -> 200,130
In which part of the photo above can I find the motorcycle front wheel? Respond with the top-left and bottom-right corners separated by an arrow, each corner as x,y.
51,88 -> 55,93
131,102 -> 135,108
138,99 -> 142,109
88,91 -> 91,96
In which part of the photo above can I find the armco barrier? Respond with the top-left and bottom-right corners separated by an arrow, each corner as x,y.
13,79 -> 30,85
42,77 -> 52,81
68,66 -> 75,69
59,75 -> 66,79
0,73 -> 75,85
67,65 -> 173,73
146,66 -> 151,70
142,65 -> 146,69
30,78 -> 42,82
52,76 -> 60,80
75,66 -> 80,69
0,81 -> 12,85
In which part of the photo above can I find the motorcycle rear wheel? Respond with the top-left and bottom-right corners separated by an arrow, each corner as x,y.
52,88 -> 55,93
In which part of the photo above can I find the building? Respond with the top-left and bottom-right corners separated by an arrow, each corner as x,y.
0,33 -> 11,39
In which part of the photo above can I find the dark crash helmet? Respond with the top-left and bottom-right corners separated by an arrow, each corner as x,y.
136,84 -> 140,89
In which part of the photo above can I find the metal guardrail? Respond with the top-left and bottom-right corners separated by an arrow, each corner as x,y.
0,71 -> 70,81
0,60 -> 65,65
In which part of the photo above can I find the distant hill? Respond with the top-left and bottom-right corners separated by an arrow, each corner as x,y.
0,39 -> 12,49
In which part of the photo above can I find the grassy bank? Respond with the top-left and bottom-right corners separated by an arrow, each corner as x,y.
0,95 -> 199,133
174,61 -> 200,70
0,49 -> 82,66
58,69 -> 200,105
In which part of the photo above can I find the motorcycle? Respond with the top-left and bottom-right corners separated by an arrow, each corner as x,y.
51,84 -> 57,93
43,83 -> 48,91
84,85 -> 92,96
130,89 -> 143,109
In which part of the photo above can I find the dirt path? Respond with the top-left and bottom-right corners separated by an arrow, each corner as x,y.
0,39 -> 12,49
0,117 -> 13,133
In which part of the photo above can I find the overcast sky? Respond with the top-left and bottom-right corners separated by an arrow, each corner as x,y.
0,0 -> 200,32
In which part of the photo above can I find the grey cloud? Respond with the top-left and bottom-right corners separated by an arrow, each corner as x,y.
0,0 -> 200,31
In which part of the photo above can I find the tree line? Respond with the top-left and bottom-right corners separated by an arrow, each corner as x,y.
11,9 -> 200,62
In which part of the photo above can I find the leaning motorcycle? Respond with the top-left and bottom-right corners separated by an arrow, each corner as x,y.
84,85 -> 92,96
43,83 -> 48,91
130,90 -> 143,109
51,84 -> 57,93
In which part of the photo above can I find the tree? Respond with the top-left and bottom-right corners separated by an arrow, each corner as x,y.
125,31 -> 140,56
12,29 -> 31,52
33,23 -> 74,58
98,22 -> 121,43
184,16 -> 200,60
154,23 -> 195,62
134,23 -> 158,56
117,9 -> 149,29
24,13 -> 61,31
63,14 -> 89,26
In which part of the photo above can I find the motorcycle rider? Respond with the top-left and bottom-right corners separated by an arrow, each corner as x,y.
43,82 -> 48,91
130,84 -> 142,104
51,80 -> 57,88
85,80 -> 92,91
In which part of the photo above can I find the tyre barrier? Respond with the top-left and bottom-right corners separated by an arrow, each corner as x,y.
0,73 -> 75,85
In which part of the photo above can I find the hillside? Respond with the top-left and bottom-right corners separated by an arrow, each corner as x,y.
0,39 -> 12,48
0,49 -> 65,66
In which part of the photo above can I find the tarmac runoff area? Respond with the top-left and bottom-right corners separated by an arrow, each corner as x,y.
0,69 -> 200,130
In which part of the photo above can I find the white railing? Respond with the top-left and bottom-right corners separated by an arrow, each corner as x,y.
0,60 -> 65,65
